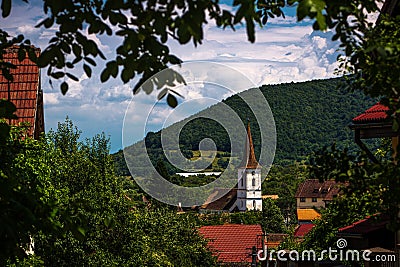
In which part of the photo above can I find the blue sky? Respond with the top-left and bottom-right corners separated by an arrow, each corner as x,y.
4,1 -> 345,153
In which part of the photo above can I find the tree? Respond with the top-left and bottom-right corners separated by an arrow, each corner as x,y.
261,198 -> 286,234
31,118 -> 218,266
0,118 -> 217,265
0,124 -> 61,265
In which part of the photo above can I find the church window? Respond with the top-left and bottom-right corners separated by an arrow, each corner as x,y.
252,178 -> 256,187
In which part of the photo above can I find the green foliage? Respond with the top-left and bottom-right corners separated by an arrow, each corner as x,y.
261,198 -> 286,234
0,124 -> 62,265
199,199 -> 286,234
30,118 -> 217,266
0,118 -> 217,266
262,163 -> 308,224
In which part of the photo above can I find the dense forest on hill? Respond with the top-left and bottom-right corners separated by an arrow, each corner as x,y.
114,77 -> 375,176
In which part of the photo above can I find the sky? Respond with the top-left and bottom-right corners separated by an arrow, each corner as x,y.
3,1 -> 343,153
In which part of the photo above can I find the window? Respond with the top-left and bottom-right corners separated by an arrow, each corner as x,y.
312,198 -> 317,202
252,178 -> 256,187
241,178 -> 243,187
253,200 -> 256,208
300,197 -> 306,202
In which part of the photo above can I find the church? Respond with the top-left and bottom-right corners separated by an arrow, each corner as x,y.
200,122 -> 263,212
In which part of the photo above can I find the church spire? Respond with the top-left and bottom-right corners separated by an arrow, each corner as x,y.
242,121 -> 259,169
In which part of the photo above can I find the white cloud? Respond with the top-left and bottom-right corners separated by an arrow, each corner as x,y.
3,3 -> 342,152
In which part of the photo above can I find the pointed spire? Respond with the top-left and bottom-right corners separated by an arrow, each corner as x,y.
242,121 -> 260,169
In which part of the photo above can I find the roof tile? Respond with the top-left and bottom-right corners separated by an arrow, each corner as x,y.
352,103 -> 390,123
0,46 -> 41,137
199,224 -> 263,263
297,209 -> 321,221
295,179 -> 345,200
294,224 -> 315,237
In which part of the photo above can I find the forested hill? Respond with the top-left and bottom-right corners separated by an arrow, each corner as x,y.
114,77 -> 375,175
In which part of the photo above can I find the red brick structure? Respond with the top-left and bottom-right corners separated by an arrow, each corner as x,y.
0,46 -> 44,139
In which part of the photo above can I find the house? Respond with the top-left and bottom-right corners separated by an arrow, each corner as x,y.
337,214 -> 398,267
295,179 -> 343,209
201,122 -> 263,212
337,214 -> 395,251
198,224 -> 263,266
349,102 -> 397,162
0,46 -> 44,139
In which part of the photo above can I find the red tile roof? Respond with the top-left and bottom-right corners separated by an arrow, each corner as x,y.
198,224 -> 263,263
241,122 -> 260,169
0,46 -> 43,138
294,224 -> 315,237
338,214 -> 389,234
352,103 -> 390,124
295,179 -> 344,200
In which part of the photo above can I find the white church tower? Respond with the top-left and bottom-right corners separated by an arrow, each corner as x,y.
237,122 -> 262,211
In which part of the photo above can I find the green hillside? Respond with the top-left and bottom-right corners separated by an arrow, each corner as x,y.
114,77 -> 375,176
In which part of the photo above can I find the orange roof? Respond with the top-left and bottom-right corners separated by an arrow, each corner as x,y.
198,224 -> 262,264
352,102 -> 390,124
262,195 -> 279,200
297,209 -> 321,221
241,122 -> 260,169
0,46 -> 43,138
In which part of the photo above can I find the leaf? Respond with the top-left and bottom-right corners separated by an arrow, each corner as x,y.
51,72 -> 65,79
0,99 -> 17,119
66,73 -> 79,82
297,0 -> 311,21
84,57 -> 97,66
157,88 -> 168,100
100,68 -> 110,82
107,61 -> 118,78
393,119 -> 399,132
167,93 -> 178,108
83,64 -> 92,78
1,0 -> 11,17
262,15 -> 268,25
18,47 -> 26,62
61,82 -> 68,95
121,67 -> 134,83
0,123 -> 10,144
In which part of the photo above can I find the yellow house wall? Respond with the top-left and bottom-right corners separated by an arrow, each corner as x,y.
296,197 -> 325,209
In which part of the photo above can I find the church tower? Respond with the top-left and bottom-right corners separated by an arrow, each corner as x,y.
237,122 -> 262,211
